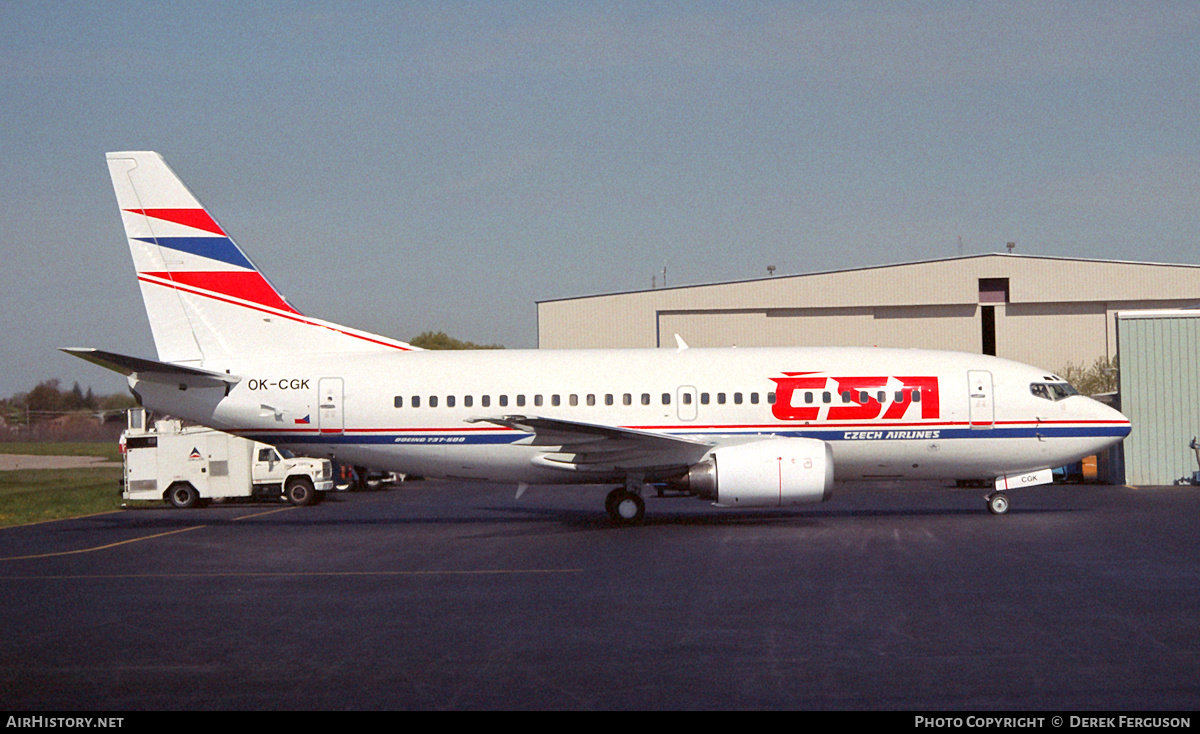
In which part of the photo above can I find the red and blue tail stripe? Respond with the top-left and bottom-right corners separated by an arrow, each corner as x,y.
107,151 -> 416,358
127,207 -> 299,315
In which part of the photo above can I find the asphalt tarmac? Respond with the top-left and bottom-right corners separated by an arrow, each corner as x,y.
1,479 -> 1198,711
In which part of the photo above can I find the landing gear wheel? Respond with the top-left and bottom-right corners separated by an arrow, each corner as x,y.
987,492 -> 1010,515
605,488 -> 645,525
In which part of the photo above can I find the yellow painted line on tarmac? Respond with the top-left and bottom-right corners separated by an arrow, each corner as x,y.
0,524 -> 209,561
0,505 -> 298,561
228,505 -> 297,521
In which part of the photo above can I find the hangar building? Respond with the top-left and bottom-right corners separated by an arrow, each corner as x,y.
537,253 -> 1200,377
1117,310 -> 1200,486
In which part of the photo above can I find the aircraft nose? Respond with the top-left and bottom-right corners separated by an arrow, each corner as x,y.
1094,398 -> 1132,439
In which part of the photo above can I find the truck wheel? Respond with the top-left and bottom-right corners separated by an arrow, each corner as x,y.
285,477 -> 317,506
167,483 -> 199,509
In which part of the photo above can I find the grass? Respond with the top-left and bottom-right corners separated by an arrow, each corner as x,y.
0,441 -> 122,461
0,442 -> 124,527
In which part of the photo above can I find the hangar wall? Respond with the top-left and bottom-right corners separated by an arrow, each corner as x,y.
1118,310 -> 1200,486
538,254 -> 1200,376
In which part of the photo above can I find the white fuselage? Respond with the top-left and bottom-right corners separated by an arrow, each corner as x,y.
130,345 -> 1130,486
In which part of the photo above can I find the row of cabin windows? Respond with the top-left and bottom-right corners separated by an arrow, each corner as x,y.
805,390 -> 922,405
394,391 -> 777,409
393,389 -> 921,409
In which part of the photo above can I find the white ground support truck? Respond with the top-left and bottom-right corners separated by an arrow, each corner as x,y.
121,409 -> 334,507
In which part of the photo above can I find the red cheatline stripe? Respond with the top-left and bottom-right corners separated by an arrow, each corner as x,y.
137,274 -> 411,351
125,208 -> 226,236
143,271 -> 298,314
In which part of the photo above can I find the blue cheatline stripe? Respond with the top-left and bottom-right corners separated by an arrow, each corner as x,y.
135,236 -> 254,270
244,424 -> 1128,447
245,433 -> 526,446
766,426 -> 1129,441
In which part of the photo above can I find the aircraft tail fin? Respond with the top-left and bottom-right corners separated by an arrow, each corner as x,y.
105,151 -> 415,365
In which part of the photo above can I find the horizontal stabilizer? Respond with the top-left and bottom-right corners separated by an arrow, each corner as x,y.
61,348 -> 241,389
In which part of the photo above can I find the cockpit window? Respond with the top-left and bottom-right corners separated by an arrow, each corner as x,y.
1030,382 -> 1079,401
1049,383 -> 1078,399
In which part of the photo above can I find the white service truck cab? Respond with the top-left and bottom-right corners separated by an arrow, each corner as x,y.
121,409 -> 334,507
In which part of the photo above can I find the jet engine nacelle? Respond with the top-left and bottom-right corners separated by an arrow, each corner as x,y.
686,437 -> 834,507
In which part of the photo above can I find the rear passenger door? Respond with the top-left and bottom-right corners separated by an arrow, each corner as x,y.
318,377 -> 344,434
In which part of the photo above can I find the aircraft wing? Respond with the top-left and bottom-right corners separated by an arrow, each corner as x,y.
467,414 -> 714,474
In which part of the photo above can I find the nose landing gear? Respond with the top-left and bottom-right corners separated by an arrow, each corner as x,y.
986,491 -> 1010,515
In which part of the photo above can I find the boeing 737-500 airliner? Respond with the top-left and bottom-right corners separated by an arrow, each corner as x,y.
66,151 -> 1131,523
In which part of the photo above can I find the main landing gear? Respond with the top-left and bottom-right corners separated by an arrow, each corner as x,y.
605,482 -> 647,525
986,491 -> 1011,515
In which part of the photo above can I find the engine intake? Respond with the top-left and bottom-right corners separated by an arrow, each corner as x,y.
685,438 -> 834,507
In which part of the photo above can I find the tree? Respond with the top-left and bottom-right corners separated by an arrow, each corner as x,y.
1056,356 -> 1119,396
24,379 -> 65,414
409,331 -> 504,350
1,379 -> 136,428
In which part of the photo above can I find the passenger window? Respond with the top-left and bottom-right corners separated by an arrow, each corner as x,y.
767,392 -> 775,404
641,393 -> 650,405
481,395 -> 490,408
499,395 -> 508,407
516,394 -> 525,407
570,394 -> 579,406
552,394 -> 561,407
412,396 -> 420,408
394,396 -> 403,408
804,392 -> 814,404
841,391 -> 852,403
663,393 -> 672,405
605,394 -> 614,406
682,393 -> 693,405
464,395 -> 473,408
734,392 -> 743,404
717,393 -> 726,405
877,391 -> 886,403
430,396 -> 439,408
912,390 -> 921,403
446,395 -> 455,408
750,393 -> 759,404
700,393 -> 710,405
623,394 -> 632,406
587,394 -> 596,406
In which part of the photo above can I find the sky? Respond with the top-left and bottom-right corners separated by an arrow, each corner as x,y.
1,1 -> 1198,399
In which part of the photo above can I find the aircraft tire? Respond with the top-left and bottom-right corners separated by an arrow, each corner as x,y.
987,492 -> 1010,515
606,488 -> 645,525
167,483 -> 199,509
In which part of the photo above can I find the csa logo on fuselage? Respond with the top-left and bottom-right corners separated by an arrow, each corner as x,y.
770,373 -> 940,421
